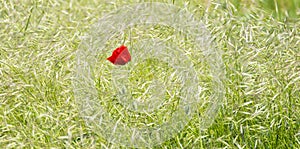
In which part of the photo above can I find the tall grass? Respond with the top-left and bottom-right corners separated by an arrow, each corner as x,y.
0,0 -> 299,148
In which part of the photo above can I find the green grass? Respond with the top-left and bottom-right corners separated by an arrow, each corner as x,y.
1,0 -> 299,148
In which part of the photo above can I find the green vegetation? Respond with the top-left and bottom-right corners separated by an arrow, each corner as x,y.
0,0 -> 299,148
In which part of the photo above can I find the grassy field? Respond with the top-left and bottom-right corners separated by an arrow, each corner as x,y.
1,0 -> 299,148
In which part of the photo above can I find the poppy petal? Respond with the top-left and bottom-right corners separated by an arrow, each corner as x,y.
107,45 -> 131,65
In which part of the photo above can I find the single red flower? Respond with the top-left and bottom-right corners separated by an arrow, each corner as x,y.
107,45 -> 131,65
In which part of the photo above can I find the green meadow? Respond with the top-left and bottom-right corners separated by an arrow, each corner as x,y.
0,0 -> 299,148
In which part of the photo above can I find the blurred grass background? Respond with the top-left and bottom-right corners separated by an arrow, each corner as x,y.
0,0 -> 299,148
261,0 -> 300,18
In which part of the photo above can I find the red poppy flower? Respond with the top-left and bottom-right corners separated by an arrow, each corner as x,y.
107,45 -> 131,65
